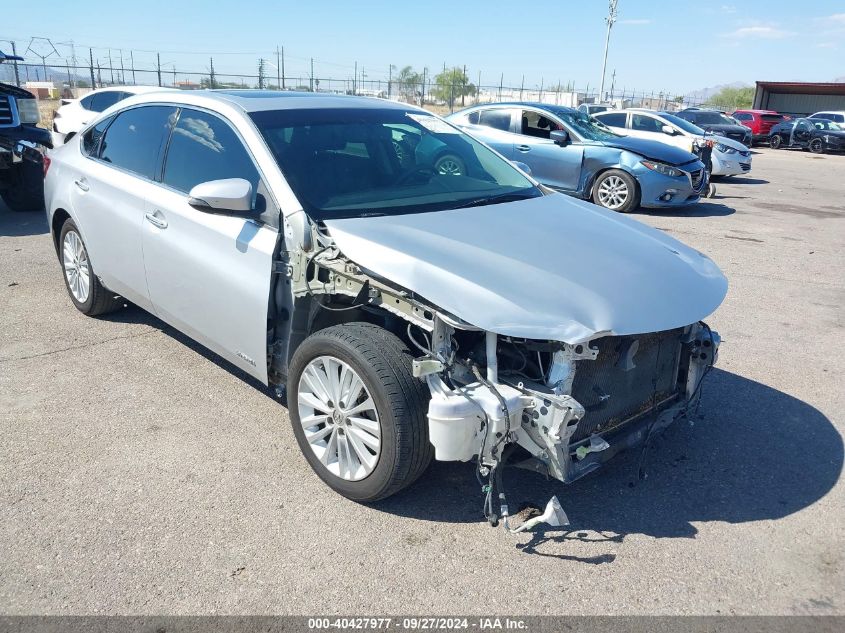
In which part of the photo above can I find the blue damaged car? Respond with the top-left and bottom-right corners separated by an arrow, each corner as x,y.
446,103 -> 707,213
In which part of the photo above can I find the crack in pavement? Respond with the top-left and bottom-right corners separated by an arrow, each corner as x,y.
0,329 -> 160,364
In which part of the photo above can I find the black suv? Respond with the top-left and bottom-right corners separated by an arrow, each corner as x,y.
675,108 -> 752,147
1,51 -> 52,211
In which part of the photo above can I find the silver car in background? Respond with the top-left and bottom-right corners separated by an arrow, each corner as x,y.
43,91 -> 724,525
447,103 -> 707,213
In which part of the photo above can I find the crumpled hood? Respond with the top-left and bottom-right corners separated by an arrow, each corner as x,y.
592,136 -> 700,166
324,193 -> 727,344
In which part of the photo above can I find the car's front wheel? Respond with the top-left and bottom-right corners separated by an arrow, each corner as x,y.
808,138 -> 825,154
593,169 -> 639,213
770,135 -> 782,149
58,218 -> 123,316
287,323 -> 432,502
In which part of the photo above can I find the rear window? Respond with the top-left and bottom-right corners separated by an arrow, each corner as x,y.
762,114 -> 785,122
597,112 -> 626,127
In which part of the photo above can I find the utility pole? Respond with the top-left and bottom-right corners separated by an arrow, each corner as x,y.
310,57 -> 314,92
539,77 -> 544,102
10,42 -> 21,87
89,48 -> 96,88
498,73 -> 503,101
108,49 -> 114,84
598,0 -> 618,102
119,49 -> 125,84
258,58 -> 266,89
353,61 -> 357,95
281,46 -> 286,89
156,52 -> 162,87
130,50 -> 136,85
519,75 -> 524,101
275,46 -> 281,89
421,67 -> 427,106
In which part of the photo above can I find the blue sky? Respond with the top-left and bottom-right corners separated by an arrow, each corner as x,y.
2,0 -> 843,94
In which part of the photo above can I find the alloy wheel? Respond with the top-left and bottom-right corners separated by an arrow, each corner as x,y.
297,355 -> 381,481
435,156 -> 463,176
809,139 -> 824,154
62,230 -> 91,303
597,175 -> 629,210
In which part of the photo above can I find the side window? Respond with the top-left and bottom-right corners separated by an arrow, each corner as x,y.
598,112 -> 626,127
734,113 -> 751,121
478,109 -> 513,132
834,114 -> 845,123
631,114 -> 661,132
161,108 -> 260,198
520,110 -> 561,139
82,115 -> 114,157
100,106 -> 177,179
88,91 -> 123,113
467,111 -> 480,124
80,94 -> 96,110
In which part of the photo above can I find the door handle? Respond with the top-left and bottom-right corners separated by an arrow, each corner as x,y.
144,212 -> 168,229
74,179 -> 89,192
516,145 -> 531,152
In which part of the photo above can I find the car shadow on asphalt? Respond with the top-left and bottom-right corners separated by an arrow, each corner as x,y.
716,176 -> 769,185
637,202 -> 736,217
0,206 -> 49,237
375,368 -> 843,560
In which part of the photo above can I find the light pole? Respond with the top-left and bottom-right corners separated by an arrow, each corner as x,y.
598,0 -> 618,103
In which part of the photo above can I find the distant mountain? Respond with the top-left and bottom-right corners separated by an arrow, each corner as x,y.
1,63 -> 88,86
685,81 -> 752,103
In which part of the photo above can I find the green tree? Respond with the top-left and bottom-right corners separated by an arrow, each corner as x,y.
431,67 -> 476,109
394,65 -> 422,102
705,86 -> 754,109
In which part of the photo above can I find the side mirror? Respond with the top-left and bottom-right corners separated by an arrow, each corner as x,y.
189,178 -> 254,213
550,130 -> 569,146
661,125 -> 676,135
510,160 -> 532,175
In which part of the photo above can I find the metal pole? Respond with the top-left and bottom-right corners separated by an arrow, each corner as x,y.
108,49 -> 114,84
498,73 -> 503,101
310,57 -> 314,92
156,52 -> 162,87
89,48 -> 96,88
10,41 -> 20,87
519,75 -> 524,101
276,46 -> 281,89
477,70 -> 481,104
598,0 -> 618,102
130,50 -> 136,85
119,49 -> 125,84
353,61 -> 357,95
281,46 -> 285,89
388,65 -> 392,98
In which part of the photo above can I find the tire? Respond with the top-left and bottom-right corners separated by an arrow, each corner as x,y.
434,153 -> 466,176
769,135 -> 782,149
592,169 -> 639,213
58,218 -> 123,316
1,160 -> 44,212
808,138 -> 825,154
287,323 -> 432,502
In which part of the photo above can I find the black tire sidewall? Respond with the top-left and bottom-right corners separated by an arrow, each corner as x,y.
593,169 -> 639,213
809,139 -> 824,154
58,219 -> 96,313
770,136 -> 781,149
287,328 -> 407,502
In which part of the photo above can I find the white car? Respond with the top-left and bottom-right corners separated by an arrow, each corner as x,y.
43,90 -> 724,522
594,109 -> 752,177
52,86 -> 171,140
809,111 -> 845,124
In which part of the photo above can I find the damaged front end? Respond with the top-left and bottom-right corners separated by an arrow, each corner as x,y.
413,315 -> 719,528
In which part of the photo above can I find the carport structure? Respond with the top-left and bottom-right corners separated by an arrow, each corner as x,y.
752,81 -> 845,117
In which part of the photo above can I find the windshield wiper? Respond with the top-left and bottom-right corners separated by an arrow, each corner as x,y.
452,191 -> 539,210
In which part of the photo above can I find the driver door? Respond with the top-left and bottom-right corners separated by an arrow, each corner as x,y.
514,109 -> 582,192
141,107 -> 277,383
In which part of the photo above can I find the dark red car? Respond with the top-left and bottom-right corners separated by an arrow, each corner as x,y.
731,110 -> 789,145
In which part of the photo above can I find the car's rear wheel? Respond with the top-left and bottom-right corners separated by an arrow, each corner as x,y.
287,323 -> 432,502
769,135 -> 782,149
593,169 -> 639,213
58,218 -> 123,316
434,154 -> 465,176
808,138 -> 825,154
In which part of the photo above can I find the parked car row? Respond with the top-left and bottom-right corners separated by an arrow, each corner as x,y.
40,89 -> 726,526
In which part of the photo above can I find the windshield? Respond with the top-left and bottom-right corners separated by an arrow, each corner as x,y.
250,107 -> 540,220
658,112 -> 705,136
554,111 -> 621,141
691,111 -> 737,126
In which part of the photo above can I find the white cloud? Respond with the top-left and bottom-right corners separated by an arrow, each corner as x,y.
721,5 -> 737,13
619,19 -> 651,25
817,42 -> 837,49
722,26 -> 792,39
825,13 -> 845,24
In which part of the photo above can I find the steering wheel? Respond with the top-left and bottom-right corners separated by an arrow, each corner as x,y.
393,166 -> 437,186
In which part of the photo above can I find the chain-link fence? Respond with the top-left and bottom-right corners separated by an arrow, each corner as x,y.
1,51 -> 742,115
